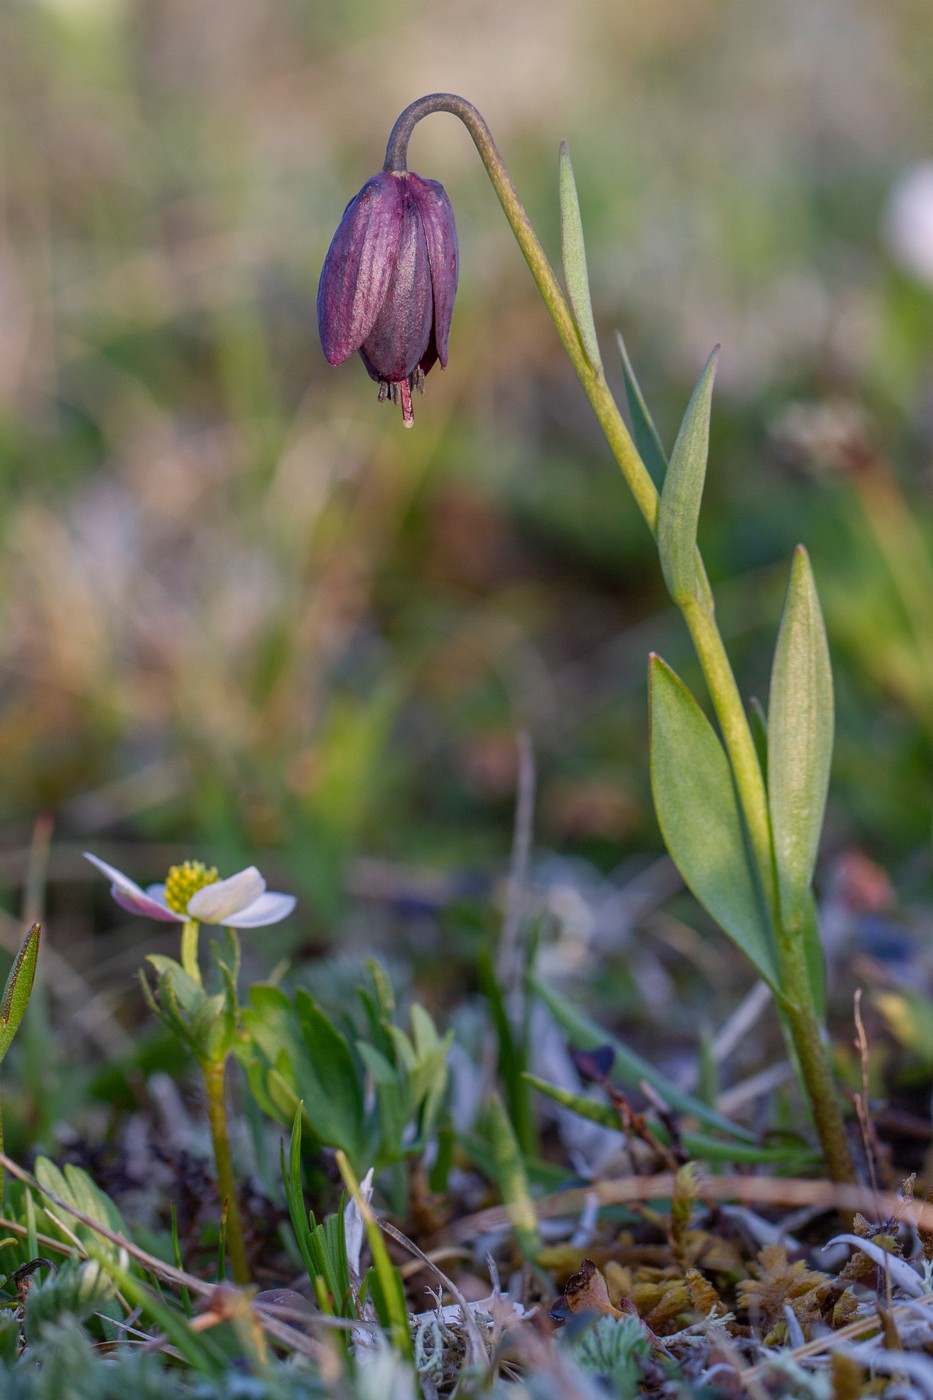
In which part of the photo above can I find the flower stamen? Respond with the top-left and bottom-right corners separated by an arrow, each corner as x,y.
164,861 -> 220,915
399,377 -> 414,427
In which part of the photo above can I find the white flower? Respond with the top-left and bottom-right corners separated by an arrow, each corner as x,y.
84,853 -> 296,928
882,162 -> 933,286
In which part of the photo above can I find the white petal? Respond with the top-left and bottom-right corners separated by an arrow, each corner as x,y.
224,892 -> 297,928
186,866 -> 265,923
84,852 -> 182,923
883,163 -> 933,285
344,1167 -> 374,1282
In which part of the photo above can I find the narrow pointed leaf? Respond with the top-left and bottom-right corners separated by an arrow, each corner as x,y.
0,923 -> 40,1059
649,655 -> 778,987
523,1075 -> 817,1167
528,972 -> 755,1141
484,1091 -> 540,1259
658,347 -> 719,603
768,546 -> 834,931
749,696 -> 769,779
616,331 -> 668,487
559,141 -> 602,371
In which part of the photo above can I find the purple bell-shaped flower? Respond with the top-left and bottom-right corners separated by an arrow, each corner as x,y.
318,170 -> 458,426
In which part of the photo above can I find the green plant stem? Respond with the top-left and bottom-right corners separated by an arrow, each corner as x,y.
386,94 -> 854,1184
181,919 -> 202,985
202,1058 -> 250,1285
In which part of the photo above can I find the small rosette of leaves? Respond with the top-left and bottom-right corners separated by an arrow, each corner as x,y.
242,960 -> 451,1179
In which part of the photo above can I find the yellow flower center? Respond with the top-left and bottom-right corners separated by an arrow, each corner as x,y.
164,860 -> 220,915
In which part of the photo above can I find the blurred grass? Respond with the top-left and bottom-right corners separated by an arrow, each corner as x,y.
0,0 -> 931,932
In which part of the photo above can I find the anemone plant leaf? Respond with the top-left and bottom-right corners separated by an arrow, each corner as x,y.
616,332 -> 668,487
0,922 -> 40,1059
34,1159 -> 127,1264
768,546 -> 834,935
658,347 -> 719,605
559,140 -> 602,372
649,655 -> 778,988
243,985 -> 368,1167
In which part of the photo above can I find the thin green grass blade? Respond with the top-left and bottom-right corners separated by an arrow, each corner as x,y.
336,1151 -> 412,1360
170,1204 -> 193,1318
484,1090 -> 540,1260
478,946 -> 535,1157
89,1246 -> 227,1377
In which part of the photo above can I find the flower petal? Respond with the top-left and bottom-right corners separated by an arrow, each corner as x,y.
318,172 -> 404,366
84,853 -> 183,922
224,892 -> 297,928
409,173 -> 458,372
360,181 -> 433,382
186,866 -> 265,923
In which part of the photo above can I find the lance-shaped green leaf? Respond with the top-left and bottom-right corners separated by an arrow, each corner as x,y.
0,922 -> 40,1060
658,347 -> 719,604
528,972 -> 754,1141
523,1074 -> 818,1168
649,656 -> 778,988
616,331 -> 668,487
768,547 -> 834,932
559,140 -> 602,372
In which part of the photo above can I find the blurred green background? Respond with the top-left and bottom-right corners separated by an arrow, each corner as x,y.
0,0 -> 931,942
